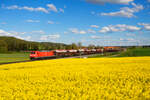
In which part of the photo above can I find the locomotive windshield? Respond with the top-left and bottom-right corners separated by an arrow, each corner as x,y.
31,52 -> 36,54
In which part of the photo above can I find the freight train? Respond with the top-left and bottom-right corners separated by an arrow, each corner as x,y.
30,47 -> 120,60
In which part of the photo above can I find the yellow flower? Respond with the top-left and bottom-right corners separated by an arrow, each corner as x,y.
0,57 -> 150,99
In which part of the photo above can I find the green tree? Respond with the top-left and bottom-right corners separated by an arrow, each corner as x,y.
71,43 -> 78,49
0,40 -> 8,52
88,44 -> 95,49
66,45 -> 72,50
78,42 -> 82,49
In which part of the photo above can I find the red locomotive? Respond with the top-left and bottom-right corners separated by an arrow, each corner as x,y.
30,50 -> 55,60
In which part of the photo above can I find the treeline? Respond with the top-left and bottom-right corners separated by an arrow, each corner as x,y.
1,36 -> 150,53
0,36 -> 66,52
0,36 -> 101,53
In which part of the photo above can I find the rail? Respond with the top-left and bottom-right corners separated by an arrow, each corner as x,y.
0,54 -> 97,65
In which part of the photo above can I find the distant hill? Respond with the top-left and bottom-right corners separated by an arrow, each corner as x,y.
0,36 -> 69,52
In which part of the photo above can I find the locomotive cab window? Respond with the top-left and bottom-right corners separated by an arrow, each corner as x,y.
31,52 -> 36,54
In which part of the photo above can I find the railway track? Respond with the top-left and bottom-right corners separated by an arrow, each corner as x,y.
0,60 -> 32,66
0,54 -> 100,65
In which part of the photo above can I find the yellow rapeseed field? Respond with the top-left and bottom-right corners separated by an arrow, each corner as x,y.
0,57 -> 150,99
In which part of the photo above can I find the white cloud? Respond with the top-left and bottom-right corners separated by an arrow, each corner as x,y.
24,36 -> 32,41
87,29 -> 96,33
148,0 -> 150,2
99,24 -> 141,33
47,4 -> 58,12
64,31 -> 68,34
0,29 -> 11,36
0,28 -> 35,42
40,34 -> 60,41
69,28 -> 96,34
80,30 -> 86,34
91,11 -> 95,15
6,5 -> 18,9
0,29 -> 30,40
0,29 -> 26,36
22,6 -> 34,11
48,21 -> 54,24
101,3 -> 143,18
6,5 -> 49,13
126,25 -> 141,31
99,26 -> 111,33
144,26 -> 150,30
26,20 -> 40,23
69,28 -> 78,33
59,8 -> 64,13
90,25 -> 99,28
86,0 -> 133,5
5,4 -> 62,13
69,28 -> 87,34
126,33 -> 136,36
91,35 -> 101,39
31,30 -> 45,34
34,7 -> 49,13
120,38 -> 124,41
9,31 -> 26,35
138,23 -> 150,26
1,22 -> 7,25
138,23 -> 150,30
16,36 -> 32,41
119,38 -> 135,41
127,38 -> 134,41
40,36 -> 47,41
64,5 -> 67,8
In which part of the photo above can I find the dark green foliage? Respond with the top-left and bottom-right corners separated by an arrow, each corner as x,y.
0,36 -> 69,52
88,52 -> 120,58
0,40 -> 8,53
119,47 -> 150,57
0,36 -> 28,51
0,36 -> 106,52
71,43 -> 78,49
88,44 -> 96,49
89,47 -> 150,58
66,45 -> 73,50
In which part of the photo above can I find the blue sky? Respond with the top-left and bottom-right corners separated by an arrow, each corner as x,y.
0,0 -> 150,46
